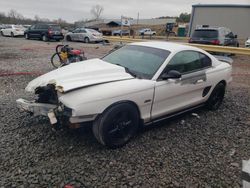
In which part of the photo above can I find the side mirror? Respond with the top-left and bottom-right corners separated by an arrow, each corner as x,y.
161,70 -> 181,80
234,35 -> 237,38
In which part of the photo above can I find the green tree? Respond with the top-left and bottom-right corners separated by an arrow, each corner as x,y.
177,13 -> 191,23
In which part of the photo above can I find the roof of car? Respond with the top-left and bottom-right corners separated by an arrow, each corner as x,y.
130,41 -> 202,53
195,27 -> 229,31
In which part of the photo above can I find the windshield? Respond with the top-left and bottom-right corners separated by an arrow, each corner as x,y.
49,25 -> 61,31
192,29 -> 218,39
102,45 -> 170,79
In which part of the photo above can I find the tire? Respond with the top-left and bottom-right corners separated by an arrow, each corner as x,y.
92,103 -> 140,149
25,33 -> 29,39
51,53 -> 63,68
42,35 -> 48,42
11,32 -> 14,37
84,37 -> 90,43
206,83 -> 225,110
66,35 -> 71,41
1,31 -> 4,36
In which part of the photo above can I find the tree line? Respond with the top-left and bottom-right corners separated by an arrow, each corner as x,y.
0,9 -> 73,28
157,13 -> 191,23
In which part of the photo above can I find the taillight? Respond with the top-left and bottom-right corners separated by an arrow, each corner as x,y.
211,39 -> 220,45
48,29 -> 53,35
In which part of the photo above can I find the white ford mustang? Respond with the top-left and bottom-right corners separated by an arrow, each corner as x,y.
17,42 -> 232,148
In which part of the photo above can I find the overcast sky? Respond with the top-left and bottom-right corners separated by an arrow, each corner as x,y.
0,0 -> 249,23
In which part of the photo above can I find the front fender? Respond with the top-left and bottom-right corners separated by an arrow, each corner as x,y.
58,79 -> 155,122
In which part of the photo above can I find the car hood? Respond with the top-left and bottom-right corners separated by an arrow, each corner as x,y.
25,58 -> 134,93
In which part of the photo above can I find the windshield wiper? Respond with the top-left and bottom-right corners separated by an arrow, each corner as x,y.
124,67 -> 137,78
114,63 -> 137,78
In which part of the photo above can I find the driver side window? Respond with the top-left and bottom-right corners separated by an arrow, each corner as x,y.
74,29 -> 80,33
80,29 -> 86,33
165,51 -> 210,74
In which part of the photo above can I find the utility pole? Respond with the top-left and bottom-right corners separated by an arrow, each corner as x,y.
121,15 -> 123,38
137,12 -> 139,25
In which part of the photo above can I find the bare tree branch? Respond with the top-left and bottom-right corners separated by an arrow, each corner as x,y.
90,5 -> 104,20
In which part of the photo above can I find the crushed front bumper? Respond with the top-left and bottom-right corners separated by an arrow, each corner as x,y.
16,98 -> 57,116
16,98 -> 60,125
16,98 -> 95,126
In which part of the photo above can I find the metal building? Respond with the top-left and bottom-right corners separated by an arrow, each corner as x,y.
188,4 -> 250,39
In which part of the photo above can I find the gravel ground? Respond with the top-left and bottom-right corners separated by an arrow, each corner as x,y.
0,36 -> 249,188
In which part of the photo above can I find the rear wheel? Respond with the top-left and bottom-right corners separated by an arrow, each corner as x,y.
206,83 -> 225,110
51,53 -> 63,68
11,32 -> 14,37
42,35 -> 48,42
92,103 -> 140,149
0,31 -> 4,36
84,37 -> 90,43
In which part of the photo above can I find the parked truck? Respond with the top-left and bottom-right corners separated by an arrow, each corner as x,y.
139,28 -> 156,36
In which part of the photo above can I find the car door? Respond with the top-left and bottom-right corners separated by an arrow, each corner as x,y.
78,29 -> 87,41
70,28 -> 80,41
151,50 -> 212,119
144,29 -> 149,35
5,25 -> 12,36
28,25 -> 38,38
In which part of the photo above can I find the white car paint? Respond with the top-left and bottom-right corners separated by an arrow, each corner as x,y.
1,25 -> 25,36
65,28 -> 103,42
26,58 -> 134,92
17,42 -> 232,125
139,28 -> 156,35
245,38 -> 250,48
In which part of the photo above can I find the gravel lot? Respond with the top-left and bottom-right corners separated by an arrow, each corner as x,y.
0,36 -> 249,188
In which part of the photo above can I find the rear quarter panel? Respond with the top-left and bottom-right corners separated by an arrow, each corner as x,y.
205,60 -> 232,100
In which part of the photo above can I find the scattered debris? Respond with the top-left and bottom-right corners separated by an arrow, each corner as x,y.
229,148 -> 236,156
191,113 -> 200,119
231,162 -> 240,168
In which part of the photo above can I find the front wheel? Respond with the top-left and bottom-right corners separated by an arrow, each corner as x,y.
92,103 -> 140,149
66,35 -> 72,41
11,32 -> 14,37
206,83 -> 225,110
51,53 -> 63,68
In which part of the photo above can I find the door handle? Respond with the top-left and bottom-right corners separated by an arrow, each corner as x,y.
195,79 -> 204,84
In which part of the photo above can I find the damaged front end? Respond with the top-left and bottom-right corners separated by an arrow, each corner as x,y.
16,84 -> 73,129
